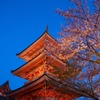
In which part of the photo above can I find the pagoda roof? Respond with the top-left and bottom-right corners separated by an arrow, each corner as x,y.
11,51 -> 66,80
6,73 -> 81,98
17,29 -> 58,62
0,81 -> 11,92
0,81 -> 11,97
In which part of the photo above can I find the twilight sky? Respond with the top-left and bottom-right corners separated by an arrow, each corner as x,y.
0,0 -> 72,90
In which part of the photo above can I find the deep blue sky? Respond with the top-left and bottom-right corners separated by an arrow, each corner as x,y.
0,0 -> 72,90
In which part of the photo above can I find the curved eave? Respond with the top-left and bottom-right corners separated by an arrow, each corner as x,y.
0,81 -> 9,88
17,31 -> 58,61
6,74 -> 46,96
12,52 -> 46,76
0,81 -> 11,92
7,73 -> 81,97
11,51 -> 66,79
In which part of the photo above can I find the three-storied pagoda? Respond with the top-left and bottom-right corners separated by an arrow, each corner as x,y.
5,28 -> 80,100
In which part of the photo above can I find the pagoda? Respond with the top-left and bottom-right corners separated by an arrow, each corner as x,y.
6,28 -> 80,100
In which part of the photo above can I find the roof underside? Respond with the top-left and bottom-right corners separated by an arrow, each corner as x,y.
12,51 -> 66,80
0,81 -> 11,92
7,73 -> 80,98
17,32 -> 58,62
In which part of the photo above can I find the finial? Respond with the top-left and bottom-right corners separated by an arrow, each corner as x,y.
45,25 -> 48,33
